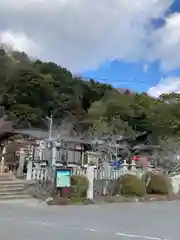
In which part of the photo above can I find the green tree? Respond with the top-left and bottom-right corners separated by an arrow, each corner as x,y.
1,45 -> 180,142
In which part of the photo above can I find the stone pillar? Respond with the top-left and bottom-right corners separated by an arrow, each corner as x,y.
17,148 -> 25,178
171,175 -> 180,194
26,160 -> 33,180
121,160 -> 129,175
81,151 -> 85,167
147,163 -> 152,172
86,165 -> 95,200
47,142 -> 57,183
122,160 -> 128,170
39,140 -> 45,161
47,141 -> 53,165
34,141 -> 40,160
131,160 -> 137,173
0,144 -> 7,173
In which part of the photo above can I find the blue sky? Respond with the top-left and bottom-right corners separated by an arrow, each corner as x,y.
83,61 -> 161,93
82,0 -> 180,96
1,0 -> 180,98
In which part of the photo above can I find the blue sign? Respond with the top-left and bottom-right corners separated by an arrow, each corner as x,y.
109,161 -> 121,167
56,169 -> 71,188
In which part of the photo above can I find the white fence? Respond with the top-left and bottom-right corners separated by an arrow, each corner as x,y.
28,167 -> 127,181
14,143 -> 180,198
27,163 -> 180,199
31,167 -> 48,181
27,164 -> 144,182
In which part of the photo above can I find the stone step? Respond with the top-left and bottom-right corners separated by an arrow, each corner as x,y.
0,174 -> 14,178
0,182 -> 24,187
0,191 -> 29,196
0,179 -> 15,182
0,183 -> 24,188
0,186 -> 25,193
0,194 -> 32,200
0,173 -> 14,176
0,174 -> 35,200
0,174 -> 16,181
0,180 -> 30,185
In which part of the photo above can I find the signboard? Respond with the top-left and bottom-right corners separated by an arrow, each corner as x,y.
55,168 -> 71,188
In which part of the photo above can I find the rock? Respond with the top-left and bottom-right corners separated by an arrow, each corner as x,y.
45,197 -> 53,204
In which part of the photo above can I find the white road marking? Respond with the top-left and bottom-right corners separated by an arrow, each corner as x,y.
28,220 -> 52,226
83,228 -> 99,232
0,217 -> 171,240
116,232 -> 169,240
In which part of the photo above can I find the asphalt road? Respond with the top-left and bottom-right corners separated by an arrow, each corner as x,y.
0,199 -> 179,240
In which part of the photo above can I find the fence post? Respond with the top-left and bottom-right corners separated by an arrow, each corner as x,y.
86,166 -> 95,200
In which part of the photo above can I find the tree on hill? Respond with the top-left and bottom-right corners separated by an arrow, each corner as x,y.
0,45 -> 179,142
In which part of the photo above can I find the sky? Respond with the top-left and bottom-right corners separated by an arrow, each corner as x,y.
0,0 -> 180,97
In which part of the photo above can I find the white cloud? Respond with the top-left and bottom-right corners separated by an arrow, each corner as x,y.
0,0 -> 177,72
0,31 -> 37,54
148,77 -> 180,97
143,64 -> 149,73
151,13 -> 180,72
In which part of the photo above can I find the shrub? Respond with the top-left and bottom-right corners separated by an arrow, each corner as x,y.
71,175 -> 89,198
145,172 -> 171,195
114,174 -> 146,197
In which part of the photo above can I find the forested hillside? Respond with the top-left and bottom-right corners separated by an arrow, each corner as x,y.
0,46 -> 179,140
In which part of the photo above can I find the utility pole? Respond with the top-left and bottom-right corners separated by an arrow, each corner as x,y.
46,115 -> 53,139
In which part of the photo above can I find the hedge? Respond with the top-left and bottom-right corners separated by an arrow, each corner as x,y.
144,172 -> 171,195
114,174 -> 146,197
71,175 -> 89,198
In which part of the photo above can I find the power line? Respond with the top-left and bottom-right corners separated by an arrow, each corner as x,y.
78,76 -> 151,85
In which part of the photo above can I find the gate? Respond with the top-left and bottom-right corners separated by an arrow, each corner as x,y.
93,168 -> 123,198
93,179 -> 117,197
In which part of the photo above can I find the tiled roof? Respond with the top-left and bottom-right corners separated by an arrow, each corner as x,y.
116,88 -> 132,94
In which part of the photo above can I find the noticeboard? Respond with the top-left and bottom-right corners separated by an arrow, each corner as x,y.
55,168 -> 71,188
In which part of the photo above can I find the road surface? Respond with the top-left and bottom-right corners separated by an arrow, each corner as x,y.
0,199 -> 179,240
